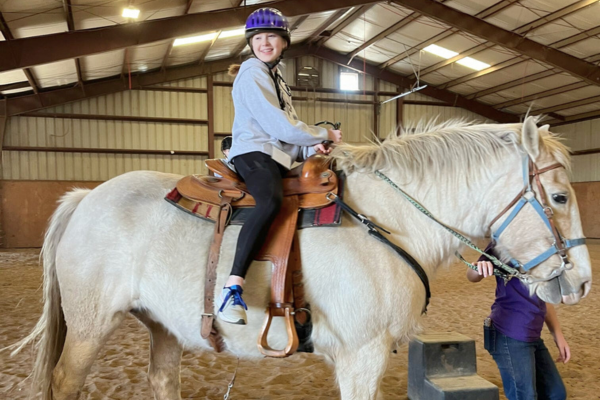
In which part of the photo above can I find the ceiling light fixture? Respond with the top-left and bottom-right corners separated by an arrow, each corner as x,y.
122,7 -> 140,19
219,28 -> 245,39
174,32 -> 219,46
423,44 -> 490,71
423,44 -> 458,59
456,57 -> 490,71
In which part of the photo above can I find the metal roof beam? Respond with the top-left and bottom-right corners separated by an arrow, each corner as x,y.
512,0 -> 599,35
161,0 -> 194,72
391,0 -> 600,86
378,0 -> 518,70
347,11 -> 420,62
494,82 -> 588,109
4,45 -> 311,116
532,95 -> 600,115
307,8 -> 351,43
314,4 -> 375,47
0,81 -> 31,92
549,109 -> 600,126
1,12 -> 40,95
0,0 -> 379,73
310,46 -> 519,123
63,0 -> 85,90
440,57 -> 524,89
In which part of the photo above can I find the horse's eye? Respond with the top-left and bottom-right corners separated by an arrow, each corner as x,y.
552,194 -> 568,204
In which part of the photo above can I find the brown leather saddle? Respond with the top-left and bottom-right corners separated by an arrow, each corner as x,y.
172,155 -> 338,357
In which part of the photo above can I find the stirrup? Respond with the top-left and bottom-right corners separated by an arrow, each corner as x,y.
257,303 -> 299,358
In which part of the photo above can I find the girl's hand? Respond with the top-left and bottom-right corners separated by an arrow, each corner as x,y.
327,129 -> 343,143
553,331 -> 571,363
314,143 -> 331,155
476,261 -> 494,278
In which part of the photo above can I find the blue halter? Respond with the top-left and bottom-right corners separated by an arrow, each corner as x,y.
491,151 -> 586,272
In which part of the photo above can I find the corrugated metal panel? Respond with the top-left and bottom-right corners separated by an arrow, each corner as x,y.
552,118 -> 600,182
5,116 -> 208,151
151,76 -> 207,89
2,58 -> 492,181
404,104 -> 486,126
44,90 -> 208,119
379,95 -> 398,138
214,86 -> 234,133
81,49 -> 126,81
2,151 -> 208,181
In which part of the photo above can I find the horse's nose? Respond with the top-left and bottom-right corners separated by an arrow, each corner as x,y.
582,280 -> 592,298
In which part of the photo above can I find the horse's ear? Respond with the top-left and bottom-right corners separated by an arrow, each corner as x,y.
539,124 -> 550,132
522,116 -> 541,161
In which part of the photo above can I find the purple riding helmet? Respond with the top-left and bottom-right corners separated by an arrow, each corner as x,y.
245,8 -> 291,46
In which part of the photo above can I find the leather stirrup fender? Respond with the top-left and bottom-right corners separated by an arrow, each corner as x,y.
201,196 -> 232,341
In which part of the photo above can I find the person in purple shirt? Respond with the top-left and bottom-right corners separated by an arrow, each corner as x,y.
467,244 -> 570,400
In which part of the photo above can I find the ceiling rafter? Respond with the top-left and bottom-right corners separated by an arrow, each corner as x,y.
307,8 -> 352,43
533,95 -> 600,115
198,31 -> 222,66
161,0 -> 194,72
346,11 -> 420,62
309,46 -> 519,123
486,53 -> 600,108
494,82 -> 588,109
0,82 -> 31,92
0,13 -> 38,95
417,0 -> 600,78
63,0 -> 84,90
4,43 -> 518,124
389,0 -> 600,86
440,57 -> 524,89
4,45 -> 309,116
548,109 -> 600,126
464,51 -> 600,102
0,0 -> 380,74
377,0 -> 519,70
314,4 -> 375,47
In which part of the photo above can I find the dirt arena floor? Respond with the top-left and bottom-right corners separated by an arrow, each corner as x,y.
1,241 -> 598,399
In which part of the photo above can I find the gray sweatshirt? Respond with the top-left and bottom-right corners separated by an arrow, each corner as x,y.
228,58 -> 329,168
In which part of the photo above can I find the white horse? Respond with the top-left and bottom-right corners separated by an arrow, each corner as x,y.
11,117 -> 592,400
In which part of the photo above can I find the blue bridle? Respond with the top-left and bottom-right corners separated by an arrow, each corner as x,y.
490,151 -> 586,273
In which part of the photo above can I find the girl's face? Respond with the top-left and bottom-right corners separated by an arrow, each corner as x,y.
251,32 -> 287,64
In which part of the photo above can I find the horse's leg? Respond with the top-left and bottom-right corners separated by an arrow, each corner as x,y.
335,334 -> 392,400
133,311 -> 183,400
51,311 -> 126,400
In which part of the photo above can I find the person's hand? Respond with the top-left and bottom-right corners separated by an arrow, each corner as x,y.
476,261 -> 494,278
553,331 -> 571,364
314,143 -> 332,155
327,129 -> 343,143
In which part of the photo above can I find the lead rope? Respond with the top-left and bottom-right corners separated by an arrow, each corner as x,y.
223,357 -> 240,400
374,170 -> 523,282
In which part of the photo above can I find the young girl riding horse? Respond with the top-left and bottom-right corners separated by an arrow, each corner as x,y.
218,8 -> 343,325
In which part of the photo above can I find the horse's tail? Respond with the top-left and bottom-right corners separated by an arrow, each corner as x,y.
7,188 -> 91,399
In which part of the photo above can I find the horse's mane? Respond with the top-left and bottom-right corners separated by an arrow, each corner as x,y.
331,118 -> 571,180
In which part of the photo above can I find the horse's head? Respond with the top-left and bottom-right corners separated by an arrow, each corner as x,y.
490,117 -> 592,305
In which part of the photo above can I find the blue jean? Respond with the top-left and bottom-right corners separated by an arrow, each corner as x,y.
485,324 -> 566,400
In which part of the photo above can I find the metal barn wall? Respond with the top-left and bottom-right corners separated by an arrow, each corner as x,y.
552,118 -> 600,183
2,88 -> 210,180
550,118 -> 600,238
2,57 -> 489,182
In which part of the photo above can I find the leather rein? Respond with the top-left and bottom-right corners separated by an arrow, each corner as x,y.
374,148 -> 585,285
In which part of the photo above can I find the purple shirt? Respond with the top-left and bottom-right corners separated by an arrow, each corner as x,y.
479,246 -> 546,342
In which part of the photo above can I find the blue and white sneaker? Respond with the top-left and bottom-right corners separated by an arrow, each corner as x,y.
217,285 -> 248,325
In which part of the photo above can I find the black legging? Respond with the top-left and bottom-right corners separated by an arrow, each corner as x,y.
230,151 -> 288,278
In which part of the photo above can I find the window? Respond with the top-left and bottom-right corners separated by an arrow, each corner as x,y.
297,66 -> 320,88
340,72 -> 359,91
